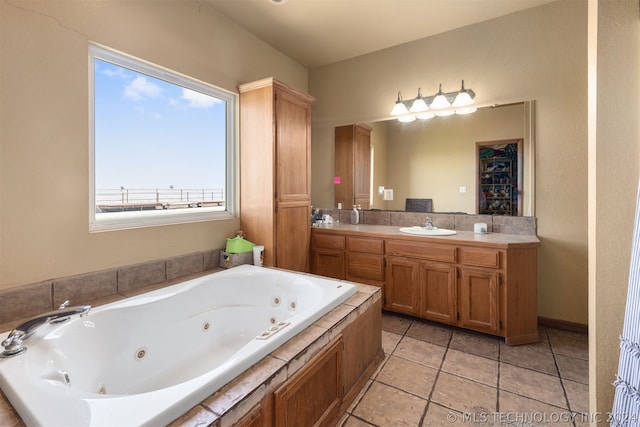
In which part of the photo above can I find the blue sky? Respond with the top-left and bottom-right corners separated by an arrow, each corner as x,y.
94,59 -> 227,191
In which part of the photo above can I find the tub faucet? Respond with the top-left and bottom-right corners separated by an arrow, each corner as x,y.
1,301 -> 91,357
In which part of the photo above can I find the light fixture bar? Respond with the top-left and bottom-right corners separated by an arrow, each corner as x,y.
390,80 -> 477,122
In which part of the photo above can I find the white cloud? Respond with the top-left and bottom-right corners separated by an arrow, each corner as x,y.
124,76 -> 162,101
179,88 -> 220,109
102,67 -> 131,79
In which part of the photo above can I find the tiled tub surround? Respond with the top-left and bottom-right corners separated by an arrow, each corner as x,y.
0,261 -> 383,426
0,249 -> 221,331
320,209 -> 537,236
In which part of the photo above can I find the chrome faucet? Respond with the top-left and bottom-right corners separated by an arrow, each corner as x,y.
1,301 -> 91,357
424,217 -> 434,229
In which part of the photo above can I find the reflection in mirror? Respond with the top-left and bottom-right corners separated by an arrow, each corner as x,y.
357,101 -> 535,216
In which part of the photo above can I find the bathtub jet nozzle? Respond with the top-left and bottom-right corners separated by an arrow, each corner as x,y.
1,302 -> 91,358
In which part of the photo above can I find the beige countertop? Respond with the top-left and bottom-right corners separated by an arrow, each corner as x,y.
311,223 -> 540,248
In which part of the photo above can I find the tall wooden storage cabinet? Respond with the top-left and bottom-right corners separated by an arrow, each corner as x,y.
238,78 -> 315,272
335,124 -> 372,209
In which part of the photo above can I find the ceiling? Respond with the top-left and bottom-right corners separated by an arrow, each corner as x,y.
205,0 -> 556,69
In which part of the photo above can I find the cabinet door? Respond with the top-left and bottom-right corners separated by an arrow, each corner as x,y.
459,267 -> 500,334
311,249 -> 345,280
419,262 -> 457,324
276,201 -> 310,272
275,88 -> 311,202
386,257 -> 419,315
274,337 -> 342,427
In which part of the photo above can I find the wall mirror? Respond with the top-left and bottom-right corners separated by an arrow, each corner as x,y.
338,101 -> 535,216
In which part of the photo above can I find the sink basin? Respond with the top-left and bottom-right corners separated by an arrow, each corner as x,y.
399,226 -> 457,236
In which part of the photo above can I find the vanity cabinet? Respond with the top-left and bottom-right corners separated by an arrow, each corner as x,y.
386,241 -> 458,325
335,124 -> 373,209
310,232 -> 346,279
310,231 -> 384,286
239,78 -> 315,272
310,227 -> 539,345
346,236 -> 384,287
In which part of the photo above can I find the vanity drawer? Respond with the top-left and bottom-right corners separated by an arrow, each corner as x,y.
347,252 -> 385,281
312,232 -> 345,250
347,237 -> 384,254
386,240 -> 456,263
459,247 -> 501,268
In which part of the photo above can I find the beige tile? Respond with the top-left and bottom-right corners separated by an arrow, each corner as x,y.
449,329 -> 499,360
499,390 -> 573,426
166,252 -> 204,280
556,354 -> 588,384
314,303 -> 356,329
441,348 -> 498,387
341,415 -> 376,426
270,324 -> 328,363
117,260 -> 166,293
405,320 -> 452,346
563,379 -> 589,413
382,330 -> 403,355
344,380 -> 373,414
377,355 -> 438,399
431,372 -> 497,414
167,405 -> 218,426
454,214 -> 493,232
389,211 -> 426,227
492,215 -> 537,235
0,281 -> 52,326
428,214 -> 455,230
202,356 -> 285,415
499,363 -> 567,408
547,329 -> 588,360
382,312 -> 412,335
53,269 -> 118,306
362,210 -> 391,225
500,341 -> 557,375
204,249 -> 221,270
352,381 -> 427,426
394,336 -> 447,369
423,403 -> 465,426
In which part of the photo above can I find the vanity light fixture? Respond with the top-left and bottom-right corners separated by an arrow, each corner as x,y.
390,80 -> 476,122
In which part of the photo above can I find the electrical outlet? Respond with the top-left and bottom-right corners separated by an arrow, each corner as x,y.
459,186 -> 467,193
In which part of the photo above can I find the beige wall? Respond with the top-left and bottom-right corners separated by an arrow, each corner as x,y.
589,0 -> 640,418
0,1 -> 308,290
309,1 -> 588,325
375,103 -> 525,213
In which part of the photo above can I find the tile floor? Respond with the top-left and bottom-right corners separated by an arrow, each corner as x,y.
338,312 -> 589,427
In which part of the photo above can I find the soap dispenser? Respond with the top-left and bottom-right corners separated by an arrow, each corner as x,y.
350,205 -> 359,225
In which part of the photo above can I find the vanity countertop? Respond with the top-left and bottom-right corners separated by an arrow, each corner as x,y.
311,223 -> 540,248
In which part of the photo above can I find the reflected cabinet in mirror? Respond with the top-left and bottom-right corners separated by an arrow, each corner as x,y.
335,101 -> 535,216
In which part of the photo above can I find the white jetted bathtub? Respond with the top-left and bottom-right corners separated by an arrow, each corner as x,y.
0,265 -> 356,426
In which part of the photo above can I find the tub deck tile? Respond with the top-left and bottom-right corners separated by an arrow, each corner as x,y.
168,405 -> 218,427
203,356 -> 286,416
314,303 -> 357,329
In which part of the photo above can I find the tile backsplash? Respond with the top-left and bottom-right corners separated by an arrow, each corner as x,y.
322,209 -> 537,236
0,249 -> 221,329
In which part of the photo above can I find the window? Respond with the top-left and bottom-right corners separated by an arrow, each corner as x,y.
89,44 -> 235,231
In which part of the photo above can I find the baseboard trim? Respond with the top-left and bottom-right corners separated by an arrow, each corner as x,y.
538,316 -> 588,334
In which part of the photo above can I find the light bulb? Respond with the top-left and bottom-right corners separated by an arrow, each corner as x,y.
391,92 -> 409,116
453,80 -> 474,107
409,88 -> 428,113
430,84 -> 451,109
